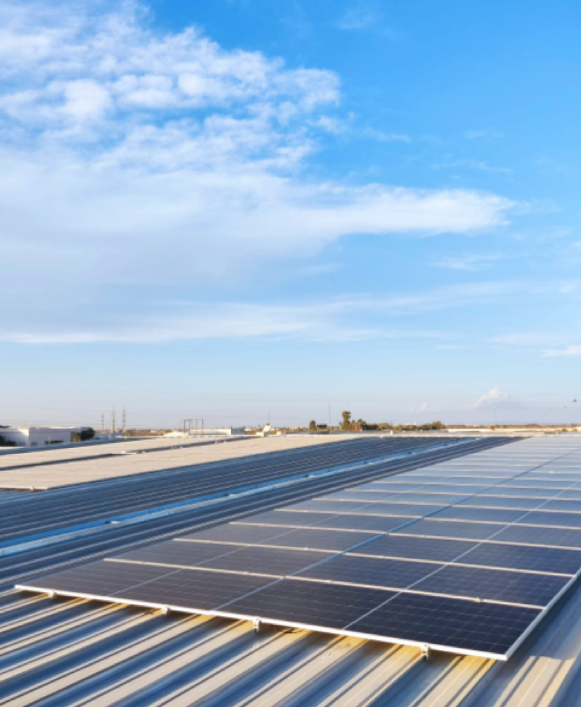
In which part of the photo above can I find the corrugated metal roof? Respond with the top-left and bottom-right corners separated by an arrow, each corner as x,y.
2,436 -> 581,706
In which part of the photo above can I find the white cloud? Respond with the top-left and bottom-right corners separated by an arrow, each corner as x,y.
465,129 -> 503,140
0,0 -> 515,340
434,253 -> 504,272
491,329 -> 581,358
335,3 -> 399,38
336,7 -> 380,31
543,346 -> 581,357
0,282 -> 516,344
475,388 -> 509,407
433,159 -> 513,175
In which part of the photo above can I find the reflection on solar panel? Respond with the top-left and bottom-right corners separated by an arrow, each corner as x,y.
17,437 -> 581,662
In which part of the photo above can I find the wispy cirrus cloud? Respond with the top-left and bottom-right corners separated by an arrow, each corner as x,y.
543,346 -> 581,357
433,158 -> 513,175
335,2 -> 400,38
433,253 -> 505,272
0,282 -> 518,344
491,325 -> 581,358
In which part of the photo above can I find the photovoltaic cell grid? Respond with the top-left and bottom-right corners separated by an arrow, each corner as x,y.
16,437 -> 581,661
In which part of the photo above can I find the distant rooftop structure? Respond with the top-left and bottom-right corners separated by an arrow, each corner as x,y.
164,427 -> 245,438
0,425 -> 91,448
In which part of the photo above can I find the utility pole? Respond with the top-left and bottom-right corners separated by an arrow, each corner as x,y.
122,408 -> 127,435
100,414 -> 104,434
110,408 -> 116,435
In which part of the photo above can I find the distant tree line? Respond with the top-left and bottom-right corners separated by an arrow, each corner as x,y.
305,411 -> 446,433
0,424 -> 15,447
72,428 -> 96,442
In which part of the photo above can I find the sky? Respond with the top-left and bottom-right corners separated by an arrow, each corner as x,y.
1,0 -> 581,429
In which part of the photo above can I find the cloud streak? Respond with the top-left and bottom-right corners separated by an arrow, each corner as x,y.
0,282 -> 517,344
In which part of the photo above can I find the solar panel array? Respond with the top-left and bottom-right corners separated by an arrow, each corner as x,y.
18,437 -> 581,661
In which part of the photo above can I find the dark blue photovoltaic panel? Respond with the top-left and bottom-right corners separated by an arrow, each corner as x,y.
501,480 -> 575,489
516,512 -> 581,528
357,481 -> 426,492
526,475 -> 581,482
395,519 -> 504,541
286,500 -> 370,513
352,502 -> 446,517
112,568 -> 273,610
492,525 -> 581,549
201,546 -> 330,575
559,491 -> 581,501
235,510 -> 333,527
257,528 -> 375,552
347,593 -> 540,655
458,542 -> 581,575
376,492 -> 471,505
119,540 -> 242,566
402,475 -> 499,485
431,507 -> 524,523
323,490 -> 399,502
180,524 -> 293,544
315,514 -> 413,533
224,578 -> 395,629
457,496 -> 543,510
15,559 -> 177,596
487,487 -> 564,497
298,554 -> 437,589
540,500 -> 581,513
413,565 -> 569,606
350,535 -> 477,563
416,484 -> 492,493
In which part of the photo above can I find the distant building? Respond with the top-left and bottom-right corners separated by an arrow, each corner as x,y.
0,426 -> 91,448
164,427 -> 245,438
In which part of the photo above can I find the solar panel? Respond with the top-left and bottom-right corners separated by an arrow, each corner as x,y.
516,512 -> 581,528
395,519 -> 506,540
346,501 -> 446,517
492,525 -> 581,549
245,510 -> 333,527
179,524 -> 296,544
540,500 -> 581,513
431,507 -> 525,523
346,593 -> 541,656
119,539 -> 244,565
297,554 -> 439,589
266,528 -> 375,549
412,565 -> 569,607
111,567 -> 273,609
457,496 -> 543,509
200,546 -> 331,575
312,514 -> 414,532
224,578 -> 395,630
16,437 -> 581,662
349,535 -> 478,562
458,543 -> 581,575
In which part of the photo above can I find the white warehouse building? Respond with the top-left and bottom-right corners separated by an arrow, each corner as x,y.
0,426 -> 91,448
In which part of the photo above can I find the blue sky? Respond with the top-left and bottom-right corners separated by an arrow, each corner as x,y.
1,0 -> 580,428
